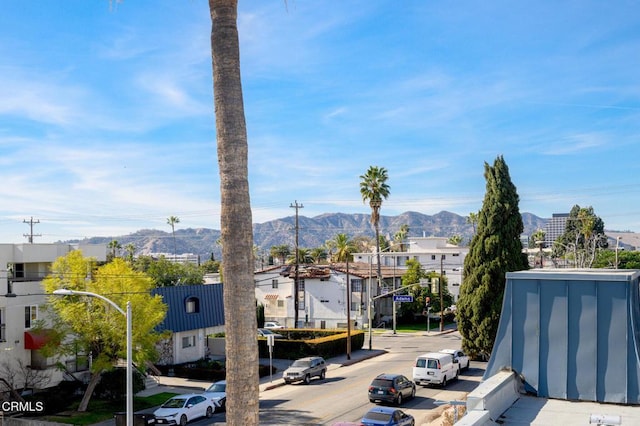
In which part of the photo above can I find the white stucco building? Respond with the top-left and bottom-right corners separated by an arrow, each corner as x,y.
0,243 -> 107,391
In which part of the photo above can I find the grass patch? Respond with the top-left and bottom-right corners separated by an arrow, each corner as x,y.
42,392 -> 178,425
374,321 -> 455,333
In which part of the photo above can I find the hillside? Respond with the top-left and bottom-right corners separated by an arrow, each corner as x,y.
68,211 -> 548,261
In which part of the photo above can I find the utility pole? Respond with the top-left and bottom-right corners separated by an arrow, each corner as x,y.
290,200 -> 303,328
23,217 -> 41,243
440,254 -> 444,332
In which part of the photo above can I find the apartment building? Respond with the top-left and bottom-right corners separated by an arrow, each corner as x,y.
0,243 -> 107,391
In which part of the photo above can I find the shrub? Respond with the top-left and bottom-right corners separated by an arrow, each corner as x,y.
94,368 -> 145,401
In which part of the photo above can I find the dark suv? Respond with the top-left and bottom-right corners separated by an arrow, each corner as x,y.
283,356 -> 326,384
368,373 -> 416,405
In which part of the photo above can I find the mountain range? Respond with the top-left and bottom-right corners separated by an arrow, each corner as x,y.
69,211 -> 548,262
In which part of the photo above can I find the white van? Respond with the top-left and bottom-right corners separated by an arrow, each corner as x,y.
412,352 -> 457,387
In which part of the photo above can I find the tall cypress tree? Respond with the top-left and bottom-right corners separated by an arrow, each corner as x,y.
457,155 -> 529,359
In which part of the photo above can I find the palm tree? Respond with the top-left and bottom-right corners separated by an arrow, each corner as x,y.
124,243 -> 136,264
393,224 -> 409,249
270,244 -> 291,265
167,216 -> 180,261
107,239 -> 121,260
467,211 -> 479,234
209,1 -> 259,423
330,233 -> 357,263
359,165 -> 390,285
310,247 -> 328,264
288,248 -> 313,264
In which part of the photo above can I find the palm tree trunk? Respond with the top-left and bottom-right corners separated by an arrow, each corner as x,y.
209,1 -> 259,425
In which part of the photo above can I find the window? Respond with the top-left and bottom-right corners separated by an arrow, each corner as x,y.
182,335 -> 196,348
185,297 -> 200,314
431,255 -> 436,260
25,305 -> 37,329
351,279 -> 362,293
0,308 -> 5,342
277,300 -> 284,308
272,279 -> 278,289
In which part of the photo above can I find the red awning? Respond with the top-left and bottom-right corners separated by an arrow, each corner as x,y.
24,330 -> 52,350
264,294 -> 279,300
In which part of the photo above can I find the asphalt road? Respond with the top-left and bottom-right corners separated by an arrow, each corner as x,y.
197,330 -> 486,425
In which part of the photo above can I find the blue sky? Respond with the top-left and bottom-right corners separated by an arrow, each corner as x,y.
1,1 -> 639,243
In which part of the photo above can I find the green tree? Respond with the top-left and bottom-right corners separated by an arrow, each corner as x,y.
270,244 -> 291,265
554,205 -> 607,268
124,243 -> 136,264
288,248 -> 314,264
201,259 -> 221,274
448,235 -> 463,246
209,1 -> 259,423
107,239 -> 121,261
42,251 -> 167,412
167,216 -> 180,260
133,255 -> 204,287
398,259 -> 429,320
310,247 -> 328,264
393,224 -> 410,248
466,212 -> 479,234
457,156 -> 529,359
594,249 -> 640,269
327,233 -> 357,263
359,165 -> 390,290
530,228 -> 546,267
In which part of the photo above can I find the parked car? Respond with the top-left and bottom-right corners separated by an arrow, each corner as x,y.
367,373 -> 416,405
257,328 -> 284,339
153,394 -> 214,425
283,356 -> 326,384
439,349 -> 470,372
203,380 -> 226,412
361,406 -> 415,426
264,321 -> 285,329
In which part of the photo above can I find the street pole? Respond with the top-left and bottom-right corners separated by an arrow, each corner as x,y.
392,257 -> 396,335
439,255 -> 444,332
53,289 -> 133,426
368,256 -> 373,350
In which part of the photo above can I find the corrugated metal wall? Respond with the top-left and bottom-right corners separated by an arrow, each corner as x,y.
484,269 -> 640,404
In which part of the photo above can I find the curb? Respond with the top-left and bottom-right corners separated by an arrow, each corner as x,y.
261,349 -> 388,391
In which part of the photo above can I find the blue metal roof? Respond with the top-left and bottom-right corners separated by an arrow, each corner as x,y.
152,284 -> 225,333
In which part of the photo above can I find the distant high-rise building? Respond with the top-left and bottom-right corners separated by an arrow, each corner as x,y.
544,213 -> 569,247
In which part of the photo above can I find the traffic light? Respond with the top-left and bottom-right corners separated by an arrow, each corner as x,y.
425,296 -> 431,309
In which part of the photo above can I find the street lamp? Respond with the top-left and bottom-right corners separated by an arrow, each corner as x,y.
615,236 -> 622,269
53,289 -> 133,426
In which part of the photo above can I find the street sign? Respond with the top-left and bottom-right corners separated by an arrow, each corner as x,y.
393,295 -> 414,303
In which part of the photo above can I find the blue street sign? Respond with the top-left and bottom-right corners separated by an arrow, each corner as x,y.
393,295 -> 414,303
